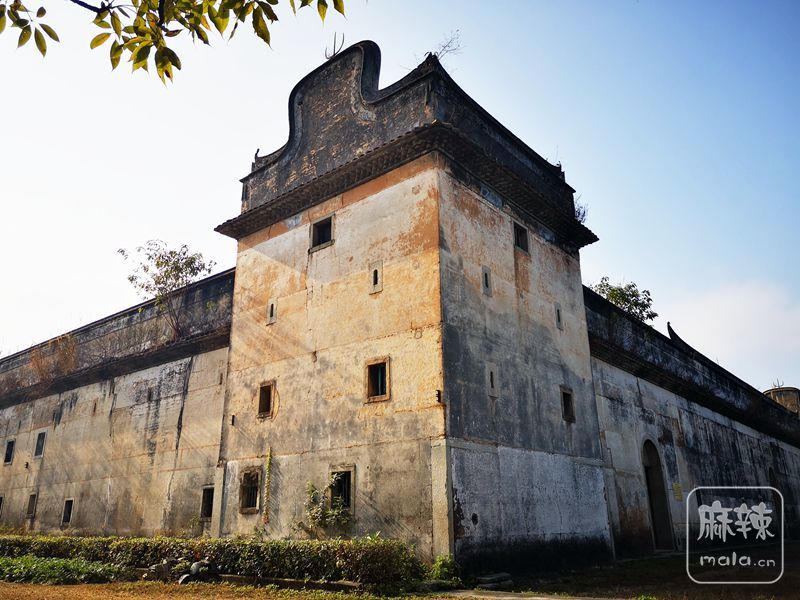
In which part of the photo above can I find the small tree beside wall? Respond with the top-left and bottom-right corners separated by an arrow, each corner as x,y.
118,240 -> 215,341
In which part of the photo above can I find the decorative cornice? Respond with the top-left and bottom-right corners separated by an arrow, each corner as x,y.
217,41 -> 597,250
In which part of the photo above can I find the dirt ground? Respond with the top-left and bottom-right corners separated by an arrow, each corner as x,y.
0,582 -> 394,600
510,542 -> 798,599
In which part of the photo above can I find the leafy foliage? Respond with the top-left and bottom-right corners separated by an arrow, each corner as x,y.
427,554 -> 460,582
0,0 -> 345,81
300,472 -> 351,538
118,240 -> 215,339
0,555 -> 135,584
591,276 -> 658,323
0,534 -> 424,585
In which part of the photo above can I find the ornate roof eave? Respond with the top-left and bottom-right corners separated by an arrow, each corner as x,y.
215,122 -> 598,250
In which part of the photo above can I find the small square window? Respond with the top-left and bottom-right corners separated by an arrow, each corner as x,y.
4,440 -> 14,465
513,222 -> 529,253
239,469 -> 260,513
310,216 -> 334,250
366,359 -> 390,401
34,432 -> 46,458
26,493 -> 37,518
200,487 -> 214,520
61,499 -> 74,525
481,266 -> 492,297
258,382 -> 274,418
330,469 -> 353,511
561,388 -> 575,423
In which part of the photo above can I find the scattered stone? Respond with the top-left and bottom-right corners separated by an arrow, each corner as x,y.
476,572 -> 511,584
178,573 -> 194,585
414,579 -> 461,592
190,560 -> 209,576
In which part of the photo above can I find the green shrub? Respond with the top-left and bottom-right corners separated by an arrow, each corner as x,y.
427,554 -> 460,581
0,555 -> 135,584
0,534 -> 423,585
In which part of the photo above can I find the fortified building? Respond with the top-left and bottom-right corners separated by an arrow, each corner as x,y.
0,42 -> 797,565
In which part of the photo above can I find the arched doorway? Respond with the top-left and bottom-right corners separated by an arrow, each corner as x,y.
643,441 -> 673,550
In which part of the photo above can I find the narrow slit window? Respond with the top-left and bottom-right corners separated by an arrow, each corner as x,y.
34,432 -> 46,458
26,493 -> 37,518
258,383 -> 274,418
310,216 -> 333,250
0,496 -> 4,519
561,388 -> 575,423
367,360 -> 389,400
330,470 -> 352,510
4,440 -> 14,464
267,299 -> 277,325
555,302 -> 564,331
200,487 -> 214,520
513,222 -> 529,253
369,260 -> 383,294
481,266 -> 492,297
239,470 -> 260,512
487,363 -> 499,397
61,499 -> 73,525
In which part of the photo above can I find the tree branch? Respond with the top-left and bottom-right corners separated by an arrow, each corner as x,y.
66,0 -> 103,14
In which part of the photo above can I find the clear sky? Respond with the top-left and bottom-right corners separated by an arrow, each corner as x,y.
1,0 -> 798,390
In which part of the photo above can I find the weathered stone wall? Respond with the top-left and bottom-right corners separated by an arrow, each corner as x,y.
0,347 -> 227,535
216,156 -> 449,558
594,358 -> 800,556
585,290 -> 800,556
0,271 -> 234,535
437,168 -> 612,564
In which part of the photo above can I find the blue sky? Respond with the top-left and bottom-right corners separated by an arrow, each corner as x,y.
1,0 -> 797,389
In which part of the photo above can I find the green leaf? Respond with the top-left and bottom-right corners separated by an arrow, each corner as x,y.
194,24 -> 209,44
258,1 -> 277,21
90,32 -> 111,49
111,11 -> 122,35
94,19 -> 111,29
211,7 -> 229,34
332,0 -> 343,16
316,0 -> 326,20
132,42 -> 150,68
34,27 -> 45,55
36,6 -> 45,17
163,0 -> 175,21
110,40 -> 122,69
252,6 -> 269,44
40,24 -> 59,41
17,25 -> 31,47
163,46 -> 181,69
0,9 -> 6,35
288,0 -> 295,12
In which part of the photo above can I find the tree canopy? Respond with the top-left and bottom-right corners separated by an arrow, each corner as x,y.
0,0 -> 344,81
118,240 -> 215,338
591,276 -> 658,323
